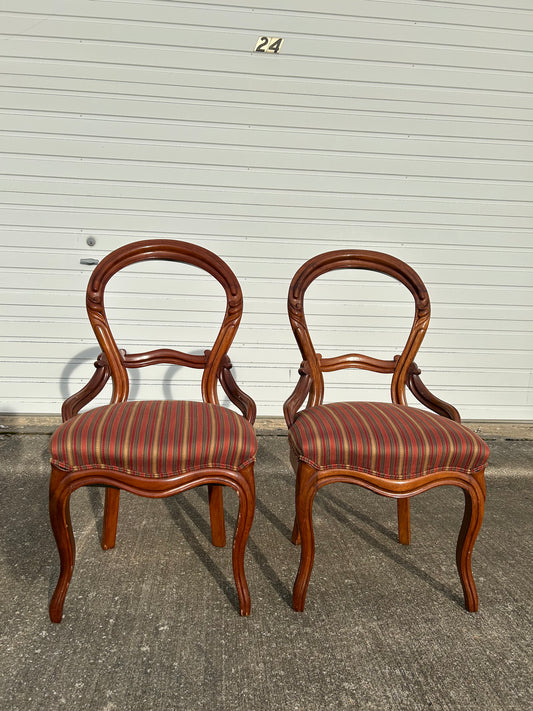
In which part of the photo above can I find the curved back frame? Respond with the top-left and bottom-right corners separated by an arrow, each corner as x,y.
68,239 -> 249,416
287,249 -> 431,411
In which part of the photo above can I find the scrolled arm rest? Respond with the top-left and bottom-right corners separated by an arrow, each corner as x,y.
407,362 -> 461,423
216,354 -> 256,424
61,353 -> 112,421
283,363 -> 312,427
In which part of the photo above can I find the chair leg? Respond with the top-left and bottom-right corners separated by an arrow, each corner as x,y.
292,464 -> 318,612
397,498 -> 411,545
102,487 -> 120,550
208,484 -> 226,547
290,447 -> 302,545
456,472 -> 486,612
49,468 -> 76,623
291,469 -> 301,545
291,516 -> 301,545
231,466 -> 255,616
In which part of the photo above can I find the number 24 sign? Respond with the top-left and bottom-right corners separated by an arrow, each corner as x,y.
254,37 -> 284,54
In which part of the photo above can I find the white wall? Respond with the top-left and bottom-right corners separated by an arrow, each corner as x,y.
0,0 -> 532,420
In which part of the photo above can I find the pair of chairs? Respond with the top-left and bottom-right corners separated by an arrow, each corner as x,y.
48,240 -> 489,622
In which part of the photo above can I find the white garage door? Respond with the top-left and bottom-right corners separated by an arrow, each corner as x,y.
0,0 -> 532,420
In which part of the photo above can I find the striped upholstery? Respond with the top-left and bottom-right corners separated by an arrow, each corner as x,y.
50,400 -> 257,478
289,402 -> 489,480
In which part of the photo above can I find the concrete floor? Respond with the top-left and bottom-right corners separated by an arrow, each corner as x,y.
0,427 -> 532,711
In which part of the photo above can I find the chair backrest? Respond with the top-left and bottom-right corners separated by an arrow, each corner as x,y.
78,239 -> 245,411
287,249 -> 431,411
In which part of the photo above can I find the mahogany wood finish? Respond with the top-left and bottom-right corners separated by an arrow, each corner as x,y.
284,249 -> 487,612
49,239 -> 256,621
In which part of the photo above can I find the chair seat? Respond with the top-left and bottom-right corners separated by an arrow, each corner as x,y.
288,402 -> 489,480
50,400 -> 257,478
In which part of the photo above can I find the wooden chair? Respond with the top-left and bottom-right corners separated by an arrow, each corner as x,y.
283,250 -> 489,612
49,240 -> 257,621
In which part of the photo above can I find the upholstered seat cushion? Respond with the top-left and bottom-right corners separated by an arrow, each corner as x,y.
50,400 -> 257,478
289,402 -> 489,481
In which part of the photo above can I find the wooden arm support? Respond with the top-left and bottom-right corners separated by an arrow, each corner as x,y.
283,357 -> 461,428
61,349 -> 255,424
217,354 -> 256,424
283,367 -> 312,427
407,362 -> 461,422
61,353 -> 112,421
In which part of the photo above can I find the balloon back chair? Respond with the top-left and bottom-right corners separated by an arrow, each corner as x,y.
283,250 -> 489,612
49,240 -> 257,621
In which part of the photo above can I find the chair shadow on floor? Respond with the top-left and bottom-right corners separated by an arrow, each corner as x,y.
316,485 -> 465,608
49,483 -> 243,613
60,350 -> 199,410
1,432 -> 58,589
165,485 -> 295,611
55,478 -> 463,613
165,488 -> 240,612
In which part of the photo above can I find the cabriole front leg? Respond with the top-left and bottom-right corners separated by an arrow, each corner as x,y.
231,466 -> 255,616
292,464 -> 319,612
49,467 -> 77,623
456,472 -> 486,612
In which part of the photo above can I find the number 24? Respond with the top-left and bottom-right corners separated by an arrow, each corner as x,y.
255,37 -> 283,54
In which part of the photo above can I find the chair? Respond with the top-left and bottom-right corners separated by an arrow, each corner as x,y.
49,239 -> 257,621
283,250 -> 489,612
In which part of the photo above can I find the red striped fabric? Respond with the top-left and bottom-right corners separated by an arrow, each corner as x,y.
289,402 -> 489,480
50,400 -> 257,478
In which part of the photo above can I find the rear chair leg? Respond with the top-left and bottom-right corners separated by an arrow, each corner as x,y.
102,487 -> 120,550
397,498 -> 411,545
208,484 -> 226,547
291,463 -> 302,545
